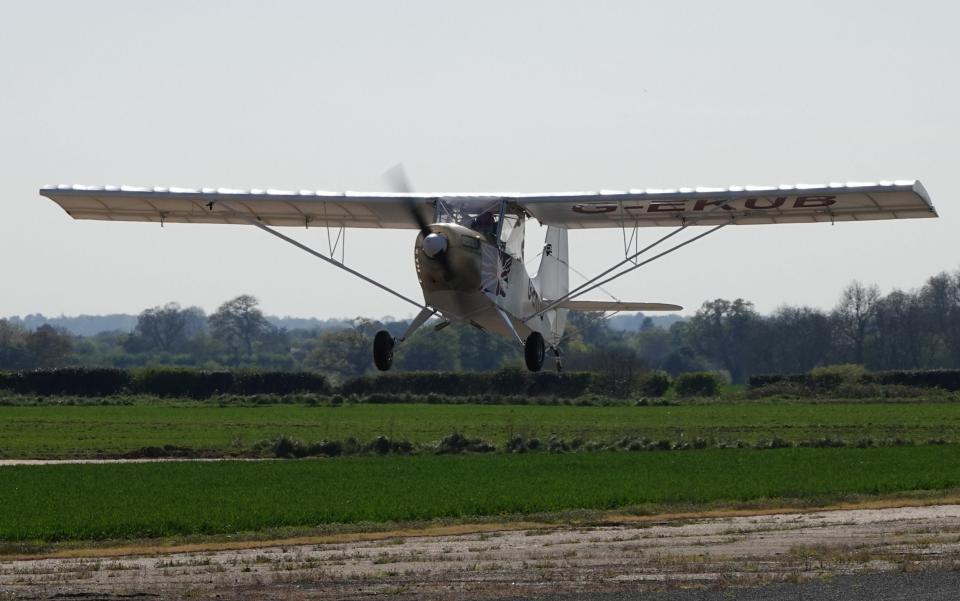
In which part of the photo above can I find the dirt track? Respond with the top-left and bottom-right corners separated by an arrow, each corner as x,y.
2,504 -> 960,600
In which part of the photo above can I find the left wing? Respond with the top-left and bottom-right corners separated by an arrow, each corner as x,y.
39,185 -> 442,229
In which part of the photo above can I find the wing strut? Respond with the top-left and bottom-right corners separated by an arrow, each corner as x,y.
495,306 -> 525,347
216,202 -> 428,311
523,222 -> 728,322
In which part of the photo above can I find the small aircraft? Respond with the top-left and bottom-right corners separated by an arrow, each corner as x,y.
40,171 -> 937,372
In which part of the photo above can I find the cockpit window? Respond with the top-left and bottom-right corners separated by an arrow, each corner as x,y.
434,198 -> 525,258
434,198 -> 500,232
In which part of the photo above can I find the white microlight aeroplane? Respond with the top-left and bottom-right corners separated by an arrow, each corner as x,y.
40,171 -> 937,372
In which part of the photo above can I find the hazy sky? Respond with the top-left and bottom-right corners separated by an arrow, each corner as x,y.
1,1 -> 957,321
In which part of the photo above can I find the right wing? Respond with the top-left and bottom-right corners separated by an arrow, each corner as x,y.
514,180 -> 937,228
39,185 -> 444,229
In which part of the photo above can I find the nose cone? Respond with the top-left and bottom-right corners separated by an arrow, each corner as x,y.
422,232 -> 448,258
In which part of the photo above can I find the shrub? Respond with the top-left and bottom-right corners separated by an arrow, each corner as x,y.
586,374 -> 634,398
755,437 -> 793,450
339,368 -> 595,398
0,371 -> 15,391
746,381 -> 806,399
436,432 -> 495,454
307,440 -> 343,457
674,372 -> 721,397
748,373 -> 806,389
527,372 -> 592,397
342,437 -> 362,454
547,436 -> 569,453
749,367 -> 960,398
362,436 -> 414,455
505,436 -> 527,453
800,438 -> 849,448
872,369 -> 960,391
233,371 -> 330,395
649,439 -> 672,451
368,435 -> 392,455
636,371 -> 671,397
130,368 -> 231,398
807,364 -> 869,391
128,368 -> 329,399
273,435 -> 308,458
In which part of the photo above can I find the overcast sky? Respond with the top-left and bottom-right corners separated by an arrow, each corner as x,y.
1,1 -> 957,321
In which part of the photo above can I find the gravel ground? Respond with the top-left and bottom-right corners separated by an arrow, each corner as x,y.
2,504 -> 960,600
496,571 -> 960,601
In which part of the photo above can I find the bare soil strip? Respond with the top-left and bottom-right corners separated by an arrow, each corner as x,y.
3,503 -> 960,600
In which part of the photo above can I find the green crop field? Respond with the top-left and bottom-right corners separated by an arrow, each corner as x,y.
3,446 -> 960,543
2,402 -> 960,459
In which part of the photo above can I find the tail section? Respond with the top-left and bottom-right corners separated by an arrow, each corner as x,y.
533,226 -> 569,345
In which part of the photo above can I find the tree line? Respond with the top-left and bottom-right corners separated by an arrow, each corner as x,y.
2,267 -> 960,382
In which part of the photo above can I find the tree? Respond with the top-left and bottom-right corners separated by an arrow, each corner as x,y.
209,295 -> 274,363
832,281 -> 880,365
633,327 -> 674,367
308,323 -> 371,378
919,271 -> 960,366
684,299 -> 762,383
0,319 -> 27,370
457,324 -> 517,371
565,311 -> 617,347
395,326 -> 461,371
131,303 -> 206,353
873,290 -> 925,369
762,306 -> 833,374
24,325 -> 73,368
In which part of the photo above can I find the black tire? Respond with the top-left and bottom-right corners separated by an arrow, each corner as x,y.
373,330 -> 394,371
524,332 -> 545,372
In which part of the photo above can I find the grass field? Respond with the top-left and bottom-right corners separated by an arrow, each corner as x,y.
2,402 -> 960,458
2,445 -> 960,543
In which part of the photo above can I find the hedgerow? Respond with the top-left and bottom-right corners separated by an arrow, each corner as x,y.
1,367 -> 672,399
749,366 -> 960,394
10,368 -> 130,396
339,369 -> 595,397
9,364 -> 959,402
2,367 -> 331,399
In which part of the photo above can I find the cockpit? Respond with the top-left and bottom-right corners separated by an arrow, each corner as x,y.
434,198 -> 525,259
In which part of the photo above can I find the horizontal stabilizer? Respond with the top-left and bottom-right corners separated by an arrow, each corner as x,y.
552,300 -> 683,312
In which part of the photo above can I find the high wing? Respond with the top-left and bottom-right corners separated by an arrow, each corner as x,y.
514,180 -> 936,228
40,179 -> 936,229
39,185 -> 444,229
552,300 -> 683,312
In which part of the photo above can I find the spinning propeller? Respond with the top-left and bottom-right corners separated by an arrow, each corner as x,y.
384,164 -> 452,278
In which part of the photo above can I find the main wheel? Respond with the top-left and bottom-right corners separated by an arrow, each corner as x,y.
524,332 -> 545,372
373,330 -> 395,371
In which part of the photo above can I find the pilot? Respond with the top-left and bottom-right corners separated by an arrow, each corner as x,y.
471,209 -> 497,240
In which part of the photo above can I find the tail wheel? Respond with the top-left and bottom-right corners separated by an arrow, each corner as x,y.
373,330 -> 395,371
524,332 -> 545,372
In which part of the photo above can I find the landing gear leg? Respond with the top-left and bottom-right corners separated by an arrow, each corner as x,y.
524,332 -> 545,372
553,347 -> 563,373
